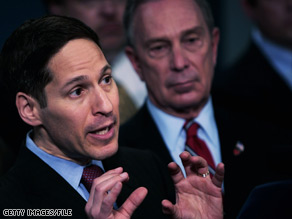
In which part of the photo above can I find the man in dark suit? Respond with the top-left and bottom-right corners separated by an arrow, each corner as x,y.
0,15 -> 224,218
213,0 -> 292,130
119,0 -> 292,218
212,1 -> 292,214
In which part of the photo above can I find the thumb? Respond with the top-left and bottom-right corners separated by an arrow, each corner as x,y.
161,199 -> 177,216
118,187 -> 148,217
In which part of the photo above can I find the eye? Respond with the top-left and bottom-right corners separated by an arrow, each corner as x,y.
69,87 -> 84,97
148,42 -> 170,58
185,37 -> 199,44
183,34 -> 203,51
101,75 -> 112,85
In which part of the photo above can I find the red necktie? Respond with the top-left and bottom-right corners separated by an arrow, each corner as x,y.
184,121 -> 216,172
81,165 -> 104,192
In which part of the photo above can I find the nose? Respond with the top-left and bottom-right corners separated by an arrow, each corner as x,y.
92,87 -> 113,117
170,45 -> 189,72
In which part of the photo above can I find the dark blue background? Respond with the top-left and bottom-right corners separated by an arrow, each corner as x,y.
0,0 -> 46,50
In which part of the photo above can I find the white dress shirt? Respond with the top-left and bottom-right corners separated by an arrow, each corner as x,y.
147,97 -> 221,176
252,28 -> 292,90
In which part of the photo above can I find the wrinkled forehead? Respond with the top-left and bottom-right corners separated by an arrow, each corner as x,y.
132,0 -> 207,40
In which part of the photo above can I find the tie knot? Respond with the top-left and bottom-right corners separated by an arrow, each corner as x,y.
81,165 -> 104,192
184,120 -> 199,137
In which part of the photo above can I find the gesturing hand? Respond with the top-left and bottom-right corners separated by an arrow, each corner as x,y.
85,167 -> 148,219
162,152 -> 224,219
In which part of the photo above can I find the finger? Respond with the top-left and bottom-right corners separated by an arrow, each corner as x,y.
87,172 -> 129,211
85,182 -> 123,219
212,163 -> 225,188
161,199 -> 177,216
90,171 -> 129,194
91,167 -> 124,185
167,161 -> 185,184
178,151 -> 194,176
118,187 -> 148,217
180,152 -> 209,177
99,182 -> 123,216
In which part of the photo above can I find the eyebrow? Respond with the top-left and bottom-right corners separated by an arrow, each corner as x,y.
145,26 -> 205,46
182,26 -> 204,36
101,64 -> 112,76
62,64 -> 112,89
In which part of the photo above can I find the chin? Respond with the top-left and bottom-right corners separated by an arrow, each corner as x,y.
91,142 -> 119,161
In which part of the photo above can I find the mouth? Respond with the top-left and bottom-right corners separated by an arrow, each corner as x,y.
168,80 -> 196,92
87,119 -> 117,144
91,123 -> 113,135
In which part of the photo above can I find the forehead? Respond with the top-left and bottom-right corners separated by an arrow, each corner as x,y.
133,0 -> 206,39
48,38 -> 107,81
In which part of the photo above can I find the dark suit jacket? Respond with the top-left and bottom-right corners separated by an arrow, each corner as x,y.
119,103 -> 292,219
212,41 -> 292,217
0,145 -> 175,218
213,41 -> 292,130
237,180 -> 292,219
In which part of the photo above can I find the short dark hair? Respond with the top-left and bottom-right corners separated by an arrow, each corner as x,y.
0,15 -> 101,108
124,0 -> 215,47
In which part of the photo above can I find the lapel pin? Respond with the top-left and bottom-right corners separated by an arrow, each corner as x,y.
233,141 -> 245,156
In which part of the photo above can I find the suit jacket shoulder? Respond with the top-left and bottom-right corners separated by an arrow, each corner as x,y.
213,42 -> 292,129
0,146 -> 87,218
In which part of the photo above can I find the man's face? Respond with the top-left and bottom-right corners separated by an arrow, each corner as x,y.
54,0 -> 127,54
248,0 -> 292,48
35,39 -> 119,164
127,0 -> 219,118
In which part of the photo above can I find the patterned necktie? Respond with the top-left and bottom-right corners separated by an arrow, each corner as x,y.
184,121 -> 216,174
81,165 -> 104,192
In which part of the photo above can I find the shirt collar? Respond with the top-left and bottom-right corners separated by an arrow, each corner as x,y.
147,97 -> 217,151
26,131 -> 104,191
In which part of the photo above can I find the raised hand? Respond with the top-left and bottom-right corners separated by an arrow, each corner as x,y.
85,167 -> 148,219
162,152 -> 224,219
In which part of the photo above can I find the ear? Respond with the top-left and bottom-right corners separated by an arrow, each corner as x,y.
16,92 -> 42,127
211,27 -> 220,65
125,46 -> 145,81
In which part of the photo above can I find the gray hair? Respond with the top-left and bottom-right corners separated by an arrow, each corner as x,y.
123,0 -> 215,47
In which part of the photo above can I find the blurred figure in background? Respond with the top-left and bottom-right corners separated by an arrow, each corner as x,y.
44,0 -> 147,124
212,2 -> 292,216
213,0 -> 292,129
